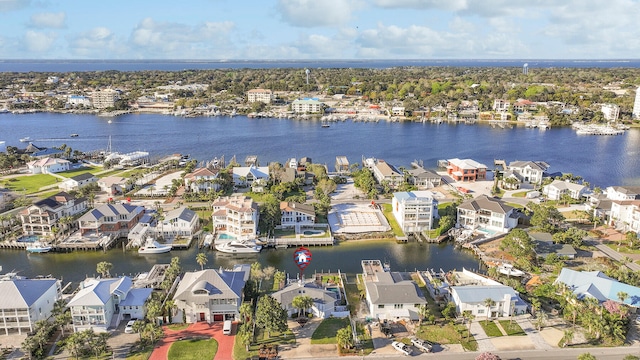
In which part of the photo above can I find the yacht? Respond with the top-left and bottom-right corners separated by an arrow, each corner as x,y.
138,237 -> 172,254
26,242 -> 52,253
19,137 -> 31,142
70,133 -> 79,137
497,263 -> 525,277
215,239 -> 262,254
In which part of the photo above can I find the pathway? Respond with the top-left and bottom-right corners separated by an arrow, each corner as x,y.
515,315 -> 554,350
278,318 -> 336,359
469,320 -> 496,352
149,322 -> 233,360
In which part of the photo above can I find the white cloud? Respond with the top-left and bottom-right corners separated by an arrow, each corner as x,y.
0,0 -> 30,12
68,27 -> 128,57
374,0 -> 466,11
23,30 -> 56,52
276,0 -> 363,27
29,12 -> 66,28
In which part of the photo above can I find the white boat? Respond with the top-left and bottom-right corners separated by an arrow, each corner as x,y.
497,263 -> 525,277
26,242 -> 52,253
19,137 -> 31,142
70,133 -> 79,137
215,239 -> 262,254
138,238 -> 172,254
202,234 -> 214,248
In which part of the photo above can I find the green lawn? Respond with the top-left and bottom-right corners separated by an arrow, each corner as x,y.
234,328 -> 295,360
2,174 -> 59,194
311,317 -> 350,344
167,338 -> 217,360
382,203 -> 404,236
415,322 -> 477,351
57,166 -> 103,178
512,191 -> 528,198
479,320 -> 503,337
498,320 -> 526,336
165,323 -> 190,331
505,202 -> 525,210
273,228 -> 297,238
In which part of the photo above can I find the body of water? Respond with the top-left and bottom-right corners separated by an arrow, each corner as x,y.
1,59 -> 639,72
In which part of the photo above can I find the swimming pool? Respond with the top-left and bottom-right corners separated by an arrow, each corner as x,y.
326,287 -> 341,299
218,233 -> 237,240
303,230 -> 324,236
16,235 -> 39,243
476,227 -> 498,236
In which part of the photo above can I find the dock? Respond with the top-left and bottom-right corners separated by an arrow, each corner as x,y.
262,236 -> 334,248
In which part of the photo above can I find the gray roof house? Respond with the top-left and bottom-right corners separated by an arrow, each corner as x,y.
507,160 -> 549,185
59,173 -> 98,192
407,166 -> 441,189
456,195 -> 519,234
0,279 -> 60,335
361,260 -> 427,321
174,267 -> 248,323
271,281 -> 346,319
530,232 -> 577,259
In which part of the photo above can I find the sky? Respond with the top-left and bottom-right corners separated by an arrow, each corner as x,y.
0,0 -> 639,60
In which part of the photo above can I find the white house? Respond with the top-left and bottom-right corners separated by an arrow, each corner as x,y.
451,285 -> 527,318
232,165 -> 270,188
156,207 -> 199,240
280,201 -> 316,229
68,276 -> 152,332
407,167 -> 441,189
184,168 -> 220,193
361,260 -> 427,321
247,89 -> 274,104
369,159 -> 404,188
173,267 -> 248,323
601,103 -> 620,122
271,281 -> 348,319
211,195 -> 259,239
20,192 -> 87,237
27,157 -> 71,174
456,195 -> 518,234
507,161 -> 549,185
59,173 -> 98,192
0,279 -> 60,335
543,180 -> 587,201
609,200 -> 640,234
291,99 -> 324,114
97,176 -> 130,195
392,191 -> 438,234
604,186 -> 640,201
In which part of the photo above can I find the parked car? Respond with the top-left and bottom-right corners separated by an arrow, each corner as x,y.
410,336 -> 433,353
392,341 -> 412,356
124,320 -> 136,334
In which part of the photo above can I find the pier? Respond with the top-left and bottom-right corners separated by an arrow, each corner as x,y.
262,236 -> 334,248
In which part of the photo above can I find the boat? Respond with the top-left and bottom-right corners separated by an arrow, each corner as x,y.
497,263 -> 525,277
26,242 -> 52,253
138,237 -> 172,254
321,119 -> 330,128
70,133 -> 79,137
19,137 -> 31,142
202,233 -> 214,248
215,239 -> 262,254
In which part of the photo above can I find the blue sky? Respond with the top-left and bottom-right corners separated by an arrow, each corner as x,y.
0,0 -> 638,59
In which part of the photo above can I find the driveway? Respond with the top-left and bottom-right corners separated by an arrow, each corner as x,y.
149,322 -> 234,360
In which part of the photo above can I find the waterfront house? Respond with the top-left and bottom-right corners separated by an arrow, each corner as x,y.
68,276 -> 152,332
27,157 -> 71,174
184,167 -> 220,193
59,173 -> 98,192
271,280 -> 347,319
407,166 -> 441,189
456,195 -> 518,234
77,203 -> 145,237
0,278 -> 60,335
211,195 -> 259,239
67,94 -> 91,107
451,285 -> 527,318
446,158 -> 487,182
370,159 -> 404,188
280,201 -> 316,230
493,99 -> 510,112
361,260 -> 427,321
20,192 -> 87,237
601,103 -> 620,121
335,156 -> 350,173
156,206 -> 199,240
97,176 -> 130,196
391,106 -> 405,116
392,191 -> 438,234
91,88 -> 119,109
232,165 -> 270,189
543,180 -> 587,201
608,200 -> 640,234
247,89 -> 274,104
530,232 -> 577,259
173,266 -> 248,323
604,186 -> 640,201
291,98 -> 324,114
507,160 -> 549,185
555,268 -> 640,307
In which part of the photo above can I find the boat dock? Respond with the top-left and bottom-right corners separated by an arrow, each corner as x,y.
262,236 -> 334,248
0,234 -> 120,252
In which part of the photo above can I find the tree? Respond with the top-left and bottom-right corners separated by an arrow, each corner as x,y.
237,323 -> 253,351
196,252 -> 207,270
336,325 -> 353,350
291,295 -> 313,318
239,302 -> 253,323
534,310 -> 547,331
273,270 -> 286,291
561,329 -> 574,347
52,299 -> 71,336
626,231 -> 638,249
462,310 -> 475,340
617,291 -> 629,304
255,295 -> 288,338
142,322 -> 164,344
577,353 -> 597,360
64,331 -> 86,360
484,298 -> 496,320
417,304 -> 431,326
132,320 -> 146,341
96,261 -> 113,278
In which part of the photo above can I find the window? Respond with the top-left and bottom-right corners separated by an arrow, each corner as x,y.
394,304 -> 403,309
378,304 -> 384,309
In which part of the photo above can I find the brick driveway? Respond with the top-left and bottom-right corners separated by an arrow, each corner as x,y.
149,322 -> 235,360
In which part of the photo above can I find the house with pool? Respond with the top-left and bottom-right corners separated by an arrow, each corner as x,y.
456,195 -> 519,235
211,194 -> 259,240
20,191 -> 87,238
271,279 -> 349,319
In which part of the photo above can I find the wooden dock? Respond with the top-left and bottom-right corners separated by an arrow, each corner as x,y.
263,236 -> 334,248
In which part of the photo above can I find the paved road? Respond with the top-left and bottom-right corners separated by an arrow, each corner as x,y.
586,238 -> 640,271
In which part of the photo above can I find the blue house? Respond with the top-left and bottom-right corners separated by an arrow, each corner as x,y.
554,268 -> 640,307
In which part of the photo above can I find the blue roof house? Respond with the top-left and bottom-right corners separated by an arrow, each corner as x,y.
555,268 -> 640,307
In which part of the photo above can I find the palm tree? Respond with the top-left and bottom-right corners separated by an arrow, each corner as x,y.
561,329 -> 574,347
483,298 -> 496,320
462,310 -> 475,340
96,261 -> 113,278
617,291 -> 629,304
292,295 -> 313,318
196,252 -> 207,270
417,304 -> 431,326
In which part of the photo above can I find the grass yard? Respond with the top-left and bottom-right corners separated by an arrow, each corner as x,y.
166,323 -> 190,331
234,328 -> 295,360
498,320 -> 526,336
344,283 -> 362,316
415,322 -> 477,351
2,174 -> 59,194
126,345 -> 154,360
311,317 -> 350,344
273,228 -> 297,238
167,338 -> 217,360
382,203 -> 404,237
505,202 -> 525,210
57,166 -> 103,178
479,320 -> 503,337
512,191 -> 528,198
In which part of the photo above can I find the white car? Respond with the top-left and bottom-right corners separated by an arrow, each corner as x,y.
392,341 -> 412,356
124,320 -> 136,334
410,337 -> 433,353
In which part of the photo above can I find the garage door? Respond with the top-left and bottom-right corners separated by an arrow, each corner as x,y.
213,314 -> 224,322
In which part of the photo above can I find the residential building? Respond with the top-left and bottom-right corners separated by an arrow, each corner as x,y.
0,278 -> 60,335
493,99 -> 510,112
184,167 -> 220,193
97,176 -> 130,196
67,95 -> 91,107
59,173 -> 98,192
392,191 -> 438,234
247,89 -> 274,104
361,260 -> 427,321
407,167 -> 441,189
370,159 -> 404,188
173,266 -> 249,323
335,156 -> 349,173
280,201 -> 316,229
291,99 -> 324,114
391,106 -> 405,116
507,160 -> 549,185
211,195 -> 259,239
633,87 -> 640,119
601,103 -> 620,122
68,276 -> 152,332
27,157 -> 71,174
604,186 -> 640,201
271,280 -> 347,319
530,232 -> 577,259
232,165 -> 270,189
451,285 -> 527,318
609,200 -> 640,234
156,207 -> 199,240
446,158 -> 487,182
555,268 -> 640,307
456,195 -> 518,234
20,192 -> 87,237
512,99 -> 536,113
91,88 -> 119,109
542,180 -> 587,201
77,203 -> 145,237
